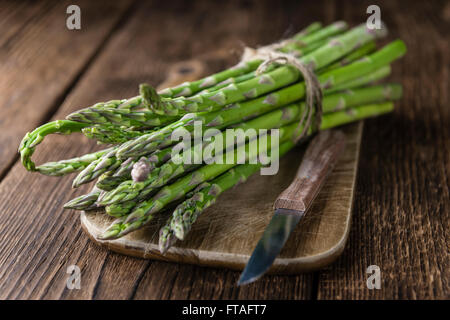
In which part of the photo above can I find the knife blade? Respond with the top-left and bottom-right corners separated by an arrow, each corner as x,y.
238,130 -> 346,285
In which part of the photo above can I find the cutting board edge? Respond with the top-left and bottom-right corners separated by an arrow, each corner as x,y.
81,210 -> 351,274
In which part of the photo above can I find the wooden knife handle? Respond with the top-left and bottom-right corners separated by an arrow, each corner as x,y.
274,130 -> 346,212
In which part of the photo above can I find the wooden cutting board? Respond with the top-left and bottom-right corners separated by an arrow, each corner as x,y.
80,56 -> 363,274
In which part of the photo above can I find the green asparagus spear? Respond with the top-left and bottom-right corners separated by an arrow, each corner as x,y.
200,38 -> 375,98
97,83 -> 402,208
35,147 -> 114,176
82,125 -> 154,144
158,22 -> 323,98
117,39 -> 405,160
64,188 -> 101,210
159,141 -> 295,252
148,24 -> 386,116
72,147 -> 121,188
95,157 -> 137,191
100,100 -> 395,240
280,21 -> 347,54
68,105 -> 177,129
327,65 -> 391,93
19,120 -> 88,172
321,41 -> 377,71
73,82 -> 401,215
22,39 -> 404,176
100,124 -> 296,239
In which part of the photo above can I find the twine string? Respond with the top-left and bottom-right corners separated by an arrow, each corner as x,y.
241,44 -> 323,144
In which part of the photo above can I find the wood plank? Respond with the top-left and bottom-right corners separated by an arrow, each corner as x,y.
316,0 -> 449,300
0,0 -> 133,178
0,1 -> 55,47
0,0 -> 334,300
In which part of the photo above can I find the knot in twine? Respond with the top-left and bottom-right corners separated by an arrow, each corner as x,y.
241,44 -> 323,144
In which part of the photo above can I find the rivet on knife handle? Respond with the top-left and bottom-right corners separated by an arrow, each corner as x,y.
274,130 -> 346,213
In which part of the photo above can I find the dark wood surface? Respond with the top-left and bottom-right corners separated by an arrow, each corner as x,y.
0,0 -> 447,299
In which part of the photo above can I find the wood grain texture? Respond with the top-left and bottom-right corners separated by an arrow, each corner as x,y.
0,0 -> 133,177
0,0 -> 447,300
316,0 -> 449,300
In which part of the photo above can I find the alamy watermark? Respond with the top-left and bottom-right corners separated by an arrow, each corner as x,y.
366,265 -> 381,289
66,5 -> 81,30
66,265 -> 81,290
366,5 -> 381,30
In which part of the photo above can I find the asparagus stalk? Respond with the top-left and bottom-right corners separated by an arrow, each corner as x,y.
67,38 -> 374,135
66,95 -> 149,124
20,95 -> 161,172
328,65 -> 391,93
198,26 -> 350,95
116,38 -> 404,160
72,147 -> 121,188
148,24 -> 386,116
80,96 -> 144,111
73,140 -> 158,188
65,23 -> 322,129
97,107 -> 299,208
159,141 -> 295,252
97,175 -> 131,192
158,22 -> 323,98
99,162 -> 198,206
285,38 -> 328,57
73,127 -> 163,187
67,166 -> 134,210
321,41 -> 377,71
280,21 -> 347,54
318,40 -> 405,89
64,189 -> 101,210
104,200 -> 138,218
145,147 -> 174,167
200,37 -> 375,99
35,147 -> 114,176
99,83 -> 401,209
66,32 -> 370,140
82,125 -> 154,144
157,59 -> 259,98
19,120 -> 89,172
161,99 -> 396,250
100,101 -> 395,240
32,38 -> 405,181
68,105 -> 177,129
73,132 -> 177,188
99,123 -> 296,240
95,157 -> 137,191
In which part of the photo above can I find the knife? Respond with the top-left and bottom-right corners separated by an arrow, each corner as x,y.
238,130 -> 346,285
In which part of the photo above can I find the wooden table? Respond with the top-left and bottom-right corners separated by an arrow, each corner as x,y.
0,0 -> 448,300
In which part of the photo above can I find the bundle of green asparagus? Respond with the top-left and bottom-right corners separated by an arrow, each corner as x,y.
19,21 -> 406,253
